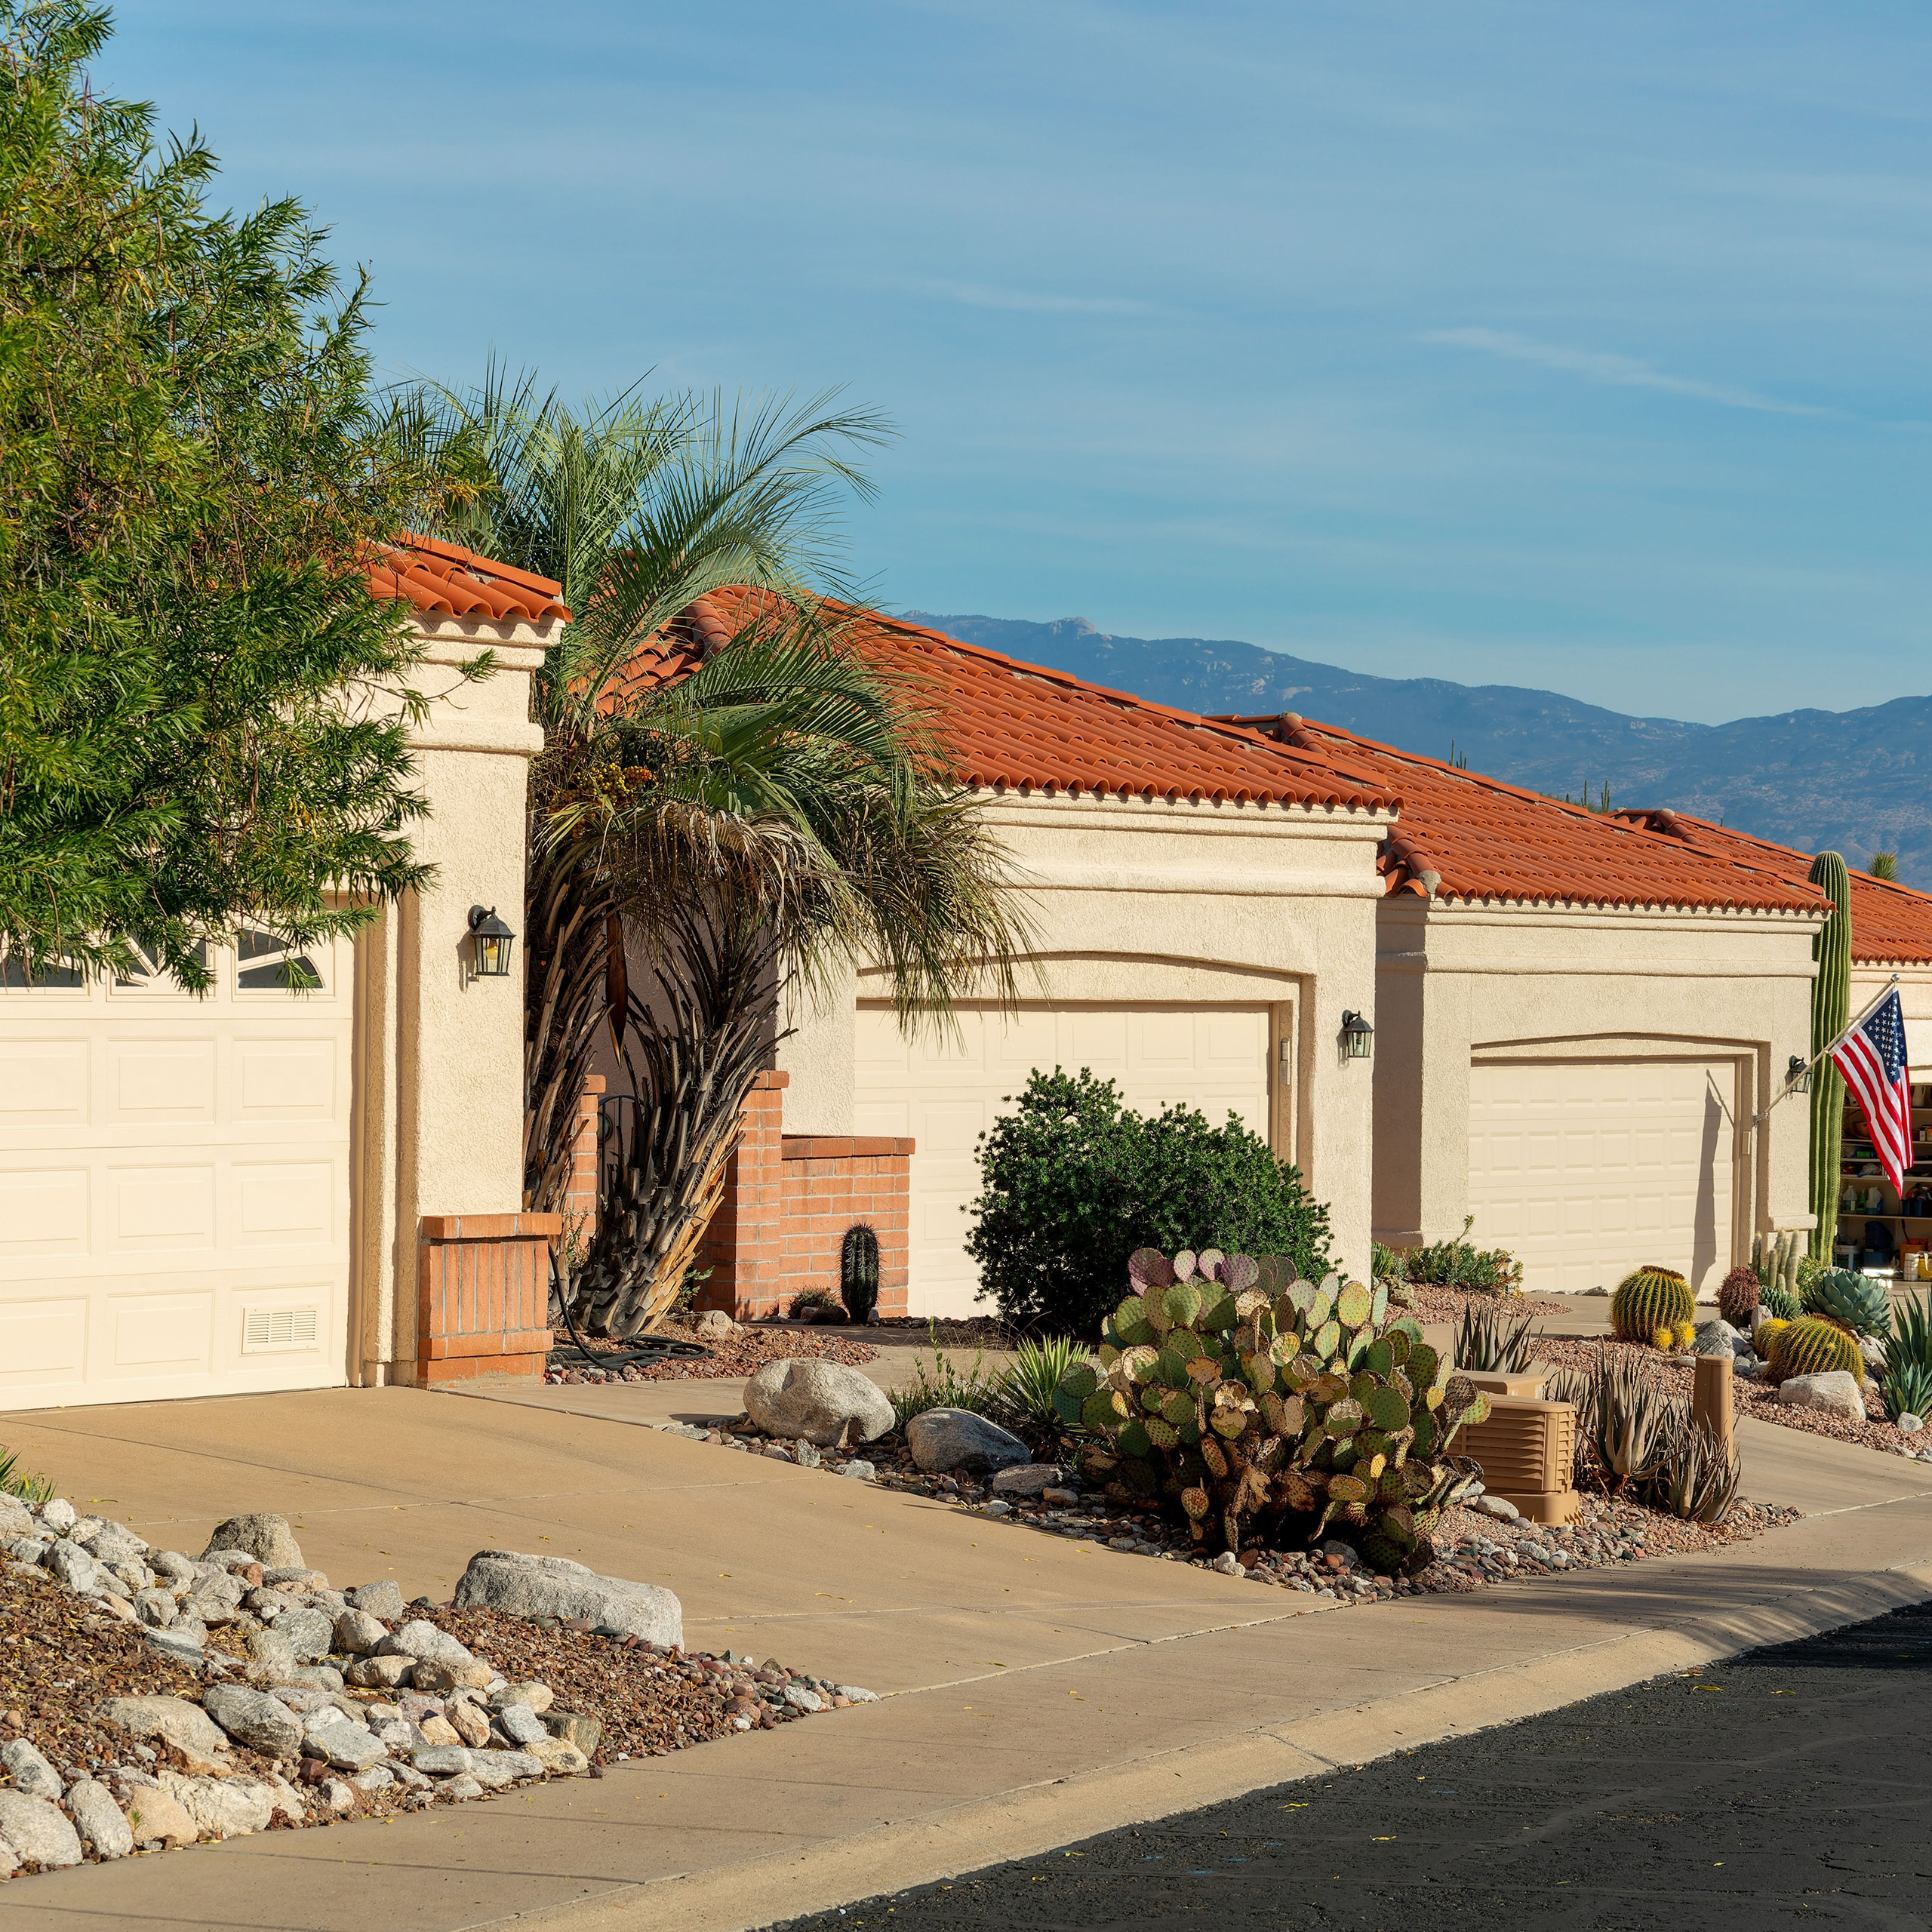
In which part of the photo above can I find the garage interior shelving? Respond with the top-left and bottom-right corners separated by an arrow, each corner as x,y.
1839,1082 -> 1932,1279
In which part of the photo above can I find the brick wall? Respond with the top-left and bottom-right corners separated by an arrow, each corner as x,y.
696,1072 -> 912,1319
417,1211 -> 559,1386
563,1074 -> 605,1248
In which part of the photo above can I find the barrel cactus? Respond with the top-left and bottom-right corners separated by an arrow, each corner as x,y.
1801,1267 -> 1892,1340
1054,1247 -> 1491,1575
1767,1313 -> 1866,1386
1756,1317 -> 1791,1356
1717,1266 -> 1761,1327
1611,1266 -> 1695,1348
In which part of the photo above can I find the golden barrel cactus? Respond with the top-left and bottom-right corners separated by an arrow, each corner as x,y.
1767,1314 -> 1865,1385
1612,1266 -> 1694,1348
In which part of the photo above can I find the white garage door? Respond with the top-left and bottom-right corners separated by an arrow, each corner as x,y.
1468,1057 -> 1736,1297
0,930 -> 353,1412
854,1001 -> 1273,1318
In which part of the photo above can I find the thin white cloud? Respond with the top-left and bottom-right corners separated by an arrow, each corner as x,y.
910,278 -> 1161,317
1423,328 -> 1835,417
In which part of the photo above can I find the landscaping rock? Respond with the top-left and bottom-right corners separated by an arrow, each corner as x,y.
782,1684 -> 823,1712
162,1771 -> 278,1838
317,1727 -> 388,1772
1898,1413 -> 1926,1434
274,1605 -> 337,1663
346,1580 -> 406,1619
118,1780 -> 198,1850
528,1737 -> 591,1776
411,1658 -> 494,1694
378,1618 -> 475,1668
453,1550 -> 682,1647
45,1538 -> 100,1590
445,1699 -> 491,1747
0,1790 -> 83,1869
97,1695 -> 232,1770
543,1710 -> 603,1755
248,1626 -> 300,1682
0,1495 -> 32,1540
693,1309 -> 736,1338
346,1654 -> 414,1690
465,1749 -> 543,1789
491,1680 -> 554,1714
334,1607 -> 387,1655
412,1745 -> 474,1778
497,1703 -> 549,1746
1,1737 -> 62,1801
145,1628 -> 207,1666
38,1499 -> 77,1533
1693,1320 -> 1740,1358
133,1586 -> 176,1628
841,1460 -> 876,1481
1209,1551 -> 1242,1575
906,1408 -> 1031,1475
418,1715 -> 462,1746
202,1514 -> 304,1571
1777,1371 -> 1866,1419
203,1685 -> 303,1759
991,1463 -> 1065,1497
1474,1494 -> 1522,1521
745,1358 -> 894,1447
66,1778 -> 135,1859
1860,1335 -> 1887,1371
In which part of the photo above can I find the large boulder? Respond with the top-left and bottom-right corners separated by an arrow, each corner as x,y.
159,1771 -> 280,1838
66,1779 -> 135,1859
97,1695 -> 232,1772
202,1514 -> 304,1571
453,1550 -> 682,1646
1777,1370 -> 1866,1419
744,1358 -> 894,1448
115,1779 -> 198,1850
0,1790 -> 83,1869
906,1407 -> 1032,1474
202,1685 -> 303,1759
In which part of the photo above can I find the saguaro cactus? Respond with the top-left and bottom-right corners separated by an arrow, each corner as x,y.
1807,851 -> 1851,1263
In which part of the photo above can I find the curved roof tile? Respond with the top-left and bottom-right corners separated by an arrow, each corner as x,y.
368,535 -> 569,623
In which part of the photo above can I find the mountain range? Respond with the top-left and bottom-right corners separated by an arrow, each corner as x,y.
908,612 -> 1932,891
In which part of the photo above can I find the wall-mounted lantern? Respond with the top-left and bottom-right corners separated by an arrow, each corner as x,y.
1785,1054 -> 1811,1095
1340,1009 -> 1374,1061
467,905 -> 515,979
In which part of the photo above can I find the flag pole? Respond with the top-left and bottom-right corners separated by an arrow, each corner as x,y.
1755,971 -> 1901,1125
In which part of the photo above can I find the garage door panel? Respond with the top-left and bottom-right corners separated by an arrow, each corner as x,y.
857,1001 -> 1272,1319
1469,1058 -> 1734,1296
0,937 -> 350,1411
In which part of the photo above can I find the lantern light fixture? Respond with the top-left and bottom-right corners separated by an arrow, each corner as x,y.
1340,1009 -> 1374,1060
1786,1054 -> 1811,1095
467,904 -> 515,978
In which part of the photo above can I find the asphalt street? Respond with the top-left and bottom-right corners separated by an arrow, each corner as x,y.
770,1598 -> 1932,1932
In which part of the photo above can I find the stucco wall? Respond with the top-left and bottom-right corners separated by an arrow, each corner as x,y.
1374,894 -> 1826,1263
350,615 -> 555,1384
778,787 -> 1392,1279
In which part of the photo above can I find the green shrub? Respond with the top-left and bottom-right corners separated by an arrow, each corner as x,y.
1399,1216 -> 1523,1297
964,1067 -> 1334,1337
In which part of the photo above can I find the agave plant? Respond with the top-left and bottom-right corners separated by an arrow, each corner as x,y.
0,1446 -> 52,1505
1454,1304 -> 1541,1374
1881,1361 -> 1932,1424
994,1335 -> 1088,1438
1647,1420 -> 1741,1524
1052,1247 -> 1491,1574
1801,1268 -> 1894,1340
1586,1352 -> 1686,1494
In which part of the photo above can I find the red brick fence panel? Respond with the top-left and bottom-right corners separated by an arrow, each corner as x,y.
417,1211 -> 561,1386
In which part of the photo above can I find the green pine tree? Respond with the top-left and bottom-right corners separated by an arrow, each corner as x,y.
0,1 -> 476,989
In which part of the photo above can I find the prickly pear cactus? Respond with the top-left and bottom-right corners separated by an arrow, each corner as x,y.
1052,1247 -> 1491,1575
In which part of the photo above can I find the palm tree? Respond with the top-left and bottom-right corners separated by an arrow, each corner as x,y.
415,371 -> 1031,1335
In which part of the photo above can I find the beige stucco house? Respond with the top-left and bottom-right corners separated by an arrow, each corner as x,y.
0,539 -> 566,1413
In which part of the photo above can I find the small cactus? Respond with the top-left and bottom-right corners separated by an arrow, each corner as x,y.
1767,1314 -> 1865,1386
1718,1266 -> 1761,1327
1612,1266 -> 1695,1348
839,1223 -> 881,1323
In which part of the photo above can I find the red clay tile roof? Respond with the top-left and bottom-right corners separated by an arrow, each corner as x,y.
1213,714 -> 1830,917
616,590 -> 1401,814
1611,810 -> 1932,962
368,535 -> 569,624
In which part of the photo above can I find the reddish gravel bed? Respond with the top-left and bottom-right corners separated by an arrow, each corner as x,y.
549,1321 -> 878,1385
1398,1282 -> 1600,1326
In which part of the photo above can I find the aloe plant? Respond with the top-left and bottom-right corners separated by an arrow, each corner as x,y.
994,1334 -> 1088,1435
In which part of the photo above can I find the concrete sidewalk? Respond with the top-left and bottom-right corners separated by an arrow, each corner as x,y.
2,1383 -> 1930,1931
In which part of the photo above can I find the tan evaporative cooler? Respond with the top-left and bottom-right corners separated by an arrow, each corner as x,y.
1456,1385 -> 1579,1524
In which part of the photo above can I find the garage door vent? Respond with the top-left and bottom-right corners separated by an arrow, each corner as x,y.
242,1306 -> 318,1353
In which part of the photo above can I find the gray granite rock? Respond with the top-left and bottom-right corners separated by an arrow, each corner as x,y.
497,1702 -> 549,1746
161,1771 -> 278,1838
45,1537 -> 100,1590
274,1605 -> 337,1663
743,1358 -> 894,1447
1777,1369 -> 1866,1418
1693,1319 -> 1741,1358
990,1463 -> 1065,1497
0,1495 -> 31,1540
132,1586 -> 176,1628
454,1550 -> 682,1646
0,1737 -> 62,1801
203,1685 -> 303,1758
0,1789 -> 83,1868
66,1777 -> 134,1859
334,1607 -> 387,1655
318,1727 -> 388,1771
465,1749 -> 543,1789
38,1498 -> 77,1534
377,1618 -> 475,1668
202,1514 -> 304,1570
490,1679 -> 554,1714
346,1654 -> 414,1689
905,1407 -> 1032,1474
411,1744 -> 474,1777
97,1695 -> 232,1765
346,1579 -> 406,1620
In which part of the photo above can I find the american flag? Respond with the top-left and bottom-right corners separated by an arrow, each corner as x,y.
1832,989 -> 1913,1192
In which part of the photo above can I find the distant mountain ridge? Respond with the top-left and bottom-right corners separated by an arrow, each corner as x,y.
906,611 -> 1932,890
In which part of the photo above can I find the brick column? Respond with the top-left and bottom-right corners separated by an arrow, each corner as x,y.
417,1211 -> 560,1386
696,1072 -> 789,1317
564,1075 -> 605,1247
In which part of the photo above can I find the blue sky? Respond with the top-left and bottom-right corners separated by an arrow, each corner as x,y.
109,1 -> 1932,720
